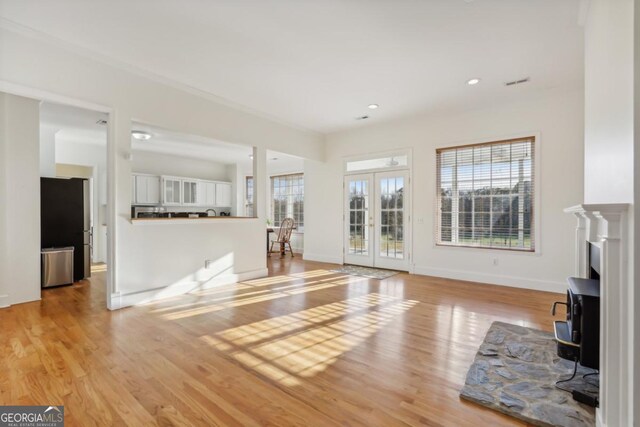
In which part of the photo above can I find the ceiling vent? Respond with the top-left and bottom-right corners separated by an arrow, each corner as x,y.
96,119 -> 108,125
505,77 -> 530,87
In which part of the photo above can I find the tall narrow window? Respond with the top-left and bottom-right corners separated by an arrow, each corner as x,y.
271,173 -> 304,230
245,176 -> 254,217
436,137 -> 535,251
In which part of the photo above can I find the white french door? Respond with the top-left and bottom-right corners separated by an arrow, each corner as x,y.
344,170 -> 410,271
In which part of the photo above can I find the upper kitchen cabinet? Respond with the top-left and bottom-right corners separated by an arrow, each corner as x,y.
182,179 -> 199,205
162,176 -> 182,205
132,174 -> 161,205
215,182 -> 232,207
198,181 -> 216,206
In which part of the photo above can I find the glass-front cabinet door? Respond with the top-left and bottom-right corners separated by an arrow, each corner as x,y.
162,176 -> 182,205
182,179 -> 199,205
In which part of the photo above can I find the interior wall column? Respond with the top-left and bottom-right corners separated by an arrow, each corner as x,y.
253,146 -> 267,223
107,108 -> 131,308
0,93 -> 9,307
0,92 -> 41,306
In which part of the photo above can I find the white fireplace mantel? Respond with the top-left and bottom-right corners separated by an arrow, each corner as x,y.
564,204 -> 631,427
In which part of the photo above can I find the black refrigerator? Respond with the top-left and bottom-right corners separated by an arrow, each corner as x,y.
41,177 -> 91,282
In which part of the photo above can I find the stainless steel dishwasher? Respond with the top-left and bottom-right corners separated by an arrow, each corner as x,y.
41,247 -> 75,287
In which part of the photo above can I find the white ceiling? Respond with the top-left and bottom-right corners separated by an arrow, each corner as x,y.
2,1 -> 584,133
40,101 -> 302,169
40,101 -> 108,146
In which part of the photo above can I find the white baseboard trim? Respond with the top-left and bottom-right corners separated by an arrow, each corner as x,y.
413,265 -> 566,293
0,294 -> 10,309
109,268 -> 269,310
302,253 -> 343,265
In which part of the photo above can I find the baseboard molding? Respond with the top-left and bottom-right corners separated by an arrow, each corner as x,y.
0,294 -> 10,309
302,253 -> 343,265
109,268 -> 269,310
413,265 -> 565,293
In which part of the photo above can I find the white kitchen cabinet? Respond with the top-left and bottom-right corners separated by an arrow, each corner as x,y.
133,174 -> 160,205
215,182 -> 232,207
162,176 -> 182,205
198,181 -> 216,206
182,179 -> 199,205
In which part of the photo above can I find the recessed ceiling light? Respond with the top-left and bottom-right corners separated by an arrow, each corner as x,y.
467,78 -> 481,85
270,157 -> 278,161
249,154 -> 254,159
131,130 -> 152,140
368,104 -> 379,110
356,115 -> 369,120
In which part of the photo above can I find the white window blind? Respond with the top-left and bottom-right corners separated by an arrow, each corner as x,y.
436,137 -> 535,251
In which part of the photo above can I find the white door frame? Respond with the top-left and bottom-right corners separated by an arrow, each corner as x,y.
343,168 -> 412,272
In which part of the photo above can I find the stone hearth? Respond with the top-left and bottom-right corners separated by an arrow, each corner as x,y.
460,321 -> 596,427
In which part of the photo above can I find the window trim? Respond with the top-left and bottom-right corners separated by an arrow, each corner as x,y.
434,133 -> 541,255
343,148 -> 412,175
270,172 -> 304,232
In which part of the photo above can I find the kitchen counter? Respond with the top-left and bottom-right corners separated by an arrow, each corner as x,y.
131,216 -> 257,225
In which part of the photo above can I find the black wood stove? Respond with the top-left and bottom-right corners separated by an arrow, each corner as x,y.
552,243 -> 601,369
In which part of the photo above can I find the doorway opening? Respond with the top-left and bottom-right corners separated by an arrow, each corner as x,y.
39,101 -> 109,306
343,152 -> 411,272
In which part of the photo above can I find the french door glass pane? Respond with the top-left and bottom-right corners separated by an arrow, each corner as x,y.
348,180 -> 369,254
379,176 -> 404,259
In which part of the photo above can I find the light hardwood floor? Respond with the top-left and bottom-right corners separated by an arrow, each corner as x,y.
0,257 -> 562,426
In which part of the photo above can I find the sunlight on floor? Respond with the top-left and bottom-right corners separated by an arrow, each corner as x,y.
200,293 -> 418,386
91,263 -> 107,273
154,271 -> 361,318
161,280 -> 346,320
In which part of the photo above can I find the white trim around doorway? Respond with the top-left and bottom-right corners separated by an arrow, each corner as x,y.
0,80 -> 117,310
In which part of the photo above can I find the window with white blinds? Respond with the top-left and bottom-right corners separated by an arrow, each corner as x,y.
436,137 -> 535,251
271,173 -> 304,230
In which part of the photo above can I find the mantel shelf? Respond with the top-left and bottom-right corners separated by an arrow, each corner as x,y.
563,203 -> 630,214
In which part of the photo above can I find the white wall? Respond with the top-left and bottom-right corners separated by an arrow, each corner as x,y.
0,93 -> 41,305
584,0 -> 637,425
584,0 -> 635,204
132,150 -> 230,182
39,125 -> 57,177
55,139 -> 107,263
0,27 -> 324,308
305,88 -> 584,293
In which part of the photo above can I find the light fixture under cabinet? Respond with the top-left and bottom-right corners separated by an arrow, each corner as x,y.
131,130 -> 152,141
